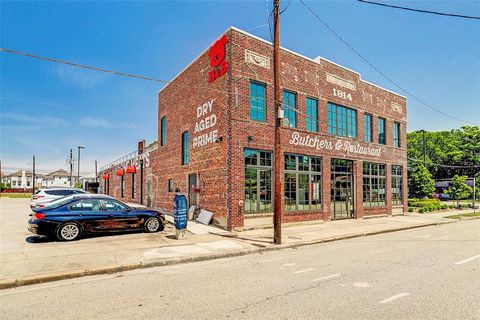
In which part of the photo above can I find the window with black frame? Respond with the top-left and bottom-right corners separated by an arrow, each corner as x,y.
393,122 -> 401,148
363,162 -> 386,207
327,102 -> 357,138
284,154 -> 322,211
181,131 -> 189,165
244,149 -> 272,213
391,165 -> 403,205
378,118 -> 386,145
364,113 -> 373,143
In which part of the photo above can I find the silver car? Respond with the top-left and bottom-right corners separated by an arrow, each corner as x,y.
30,188 -> 87,208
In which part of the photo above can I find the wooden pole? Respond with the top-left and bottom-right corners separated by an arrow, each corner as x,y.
273,0 -> 283,244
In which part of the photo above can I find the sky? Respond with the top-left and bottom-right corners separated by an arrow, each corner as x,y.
1,0 -> 479,174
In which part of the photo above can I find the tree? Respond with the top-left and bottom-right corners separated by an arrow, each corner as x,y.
408,163 -> 435,199
446,175 -> 472,208
407,126 -> 480,179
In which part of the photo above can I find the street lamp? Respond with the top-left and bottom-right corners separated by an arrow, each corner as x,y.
77,146 -> 85,187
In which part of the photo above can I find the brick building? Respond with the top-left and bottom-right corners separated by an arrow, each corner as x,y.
99,27 -> 407,231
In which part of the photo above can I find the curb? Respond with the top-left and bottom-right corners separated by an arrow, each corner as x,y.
0,219 -> 457,290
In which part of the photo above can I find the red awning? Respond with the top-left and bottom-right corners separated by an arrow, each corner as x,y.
116,169 -> 125,176
126,165 -> 136,174
102,174 -> 109,180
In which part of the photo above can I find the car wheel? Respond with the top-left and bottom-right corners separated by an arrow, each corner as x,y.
144,217 -> 163,233
56,223 -> 82,241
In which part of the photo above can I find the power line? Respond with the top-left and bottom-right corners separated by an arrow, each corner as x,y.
0,48 -> 169,84
408,157 -> 480,168
357,0 -> 480,20
298,0 -> 480,126
0,46 -> 334,115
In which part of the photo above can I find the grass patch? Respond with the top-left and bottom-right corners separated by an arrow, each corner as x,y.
445,212 -> 480,219
0,193 -> 32,198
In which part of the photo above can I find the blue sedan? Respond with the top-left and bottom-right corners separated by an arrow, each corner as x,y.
28,194 -> 166,241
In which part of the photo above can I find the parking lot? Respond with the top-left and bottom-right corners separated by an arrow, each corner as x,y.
0,197 -> 199,283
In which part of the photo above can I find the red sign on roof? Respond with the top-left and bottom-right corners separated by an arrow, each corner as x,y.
208,35 -> 228,83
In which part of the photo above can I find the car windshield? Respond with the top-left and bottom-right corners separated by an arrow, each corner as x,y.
42,196 -> 76,209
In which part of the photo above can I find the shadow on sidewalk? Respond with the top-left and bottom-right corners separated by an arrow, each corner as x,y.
208,232 -> 272,247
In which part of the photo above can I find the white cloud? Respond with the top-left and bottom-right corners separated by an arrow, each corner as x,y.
0,112 -> 67,126
79,117 -> 140,129
52,64 -> 110,89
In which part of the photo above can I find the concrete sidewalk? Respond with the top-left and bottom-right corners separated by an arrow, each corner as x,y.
0,197 -> 476,289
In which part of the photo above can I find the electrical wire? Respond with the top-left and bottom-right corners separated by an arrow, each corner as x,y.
357,0 -> 480,20
298,0 -> 480,126
407,157 -> 480,168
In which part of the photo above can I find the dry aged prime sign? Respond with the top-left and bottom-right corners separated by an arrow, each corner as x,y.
289,132 -> 383,157
193,99 -> 218,148
207,35 -> 228,83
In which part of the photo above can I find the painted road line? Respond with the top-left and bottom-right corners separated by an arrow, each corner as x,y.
282,263 -> 297,267
379,293 -> 410,304
312,274 -> 340,282
454,254 -> 480,265
294,268 -> 316,274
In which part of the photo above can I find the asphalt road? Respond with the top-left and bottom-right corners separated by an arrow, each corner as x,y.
1,220 -> 479,320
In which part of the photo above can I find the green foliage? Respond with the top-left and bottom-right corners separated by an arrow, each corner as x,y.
74,182 -> 83,189
445,175 -> 473,208
407,126 -> 480,179
408,199 -> 440,207
0,182 -> 11,190
408,163 -> 435,199
0,193 -> 32,198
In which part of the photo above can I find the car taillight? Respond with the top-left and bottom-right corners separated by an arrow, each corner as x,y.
32,195 -> 44,200
35,212 -> 46,220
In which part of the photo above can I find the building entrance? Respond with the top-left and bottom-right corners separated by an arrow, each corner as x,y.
331,159 -> 354,220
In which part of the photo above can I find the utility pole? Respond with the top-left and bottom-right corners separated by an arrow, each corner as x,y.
273,0 -> 283,244
32,155 -> 36,195
95,160 -> 98,183
473,176 -> 476,214
69,149 -> 73,187
77,146 -> 85,187
420,129 -> 427,163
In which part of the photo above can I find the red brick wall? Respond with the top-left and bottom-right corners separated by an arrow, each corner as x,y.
154,37 -> 230,228
226,28 -> 407,227
100,27 -> 408,230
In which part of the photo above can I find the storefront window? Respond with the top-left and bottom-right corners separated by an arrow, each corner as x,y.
364,114 -> 372,143
283,90 -> 296,128
392,165 -> 403,205
244,149 -> 272,213
378,118 -> 386,145
393,122 -> 401,148
306,97 -> 318,132
328,102 -> 357,138
363,162 -> 386,207
250,81 -> 266,122
284,154 -> 322,211
182,131 -> 189,165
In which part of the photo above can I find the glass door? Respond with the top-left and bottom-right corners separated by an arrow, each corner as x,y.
331,159 -> 354,220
